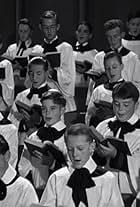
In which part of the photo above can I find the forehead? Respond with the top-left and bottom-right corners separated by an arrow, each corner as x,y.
129,18 -> 140,24
113,97 -> 134,104
66,134 -> 89,146
29,64 -> 45,72
77,24 -> 90,32
42,98 -> 57,106
105,56 -> 120,65
41,18 -> 56,26
18,24 -> 30,31
106,27 -> 121,36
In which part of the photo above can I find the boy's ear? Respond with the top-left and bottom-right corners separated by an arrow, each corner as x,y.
89,33 -> 93,40
56,24 -> 60,31
121,63 -> 124,71
134,101 -> 139,111
89,140 -> 96,155
121,31 -> 125,38
39,23 -> 42,31
61,106 -> 66,116
4,150 -> 10,163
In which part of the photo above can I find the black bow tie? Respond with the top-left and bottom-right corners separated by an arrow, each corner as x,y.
67,168 -> 95,207
42,38 -> 60,53
105,80 -> 124,91
16,42 -> 27,56
0,111 -> 11,125
75,43 -> 92,53
108,119 -> 140,139
26,84 -> 50,100
37,126 -> 66,142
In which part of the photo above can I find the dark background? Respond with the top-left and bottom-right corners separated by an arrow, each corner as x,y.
0,0 -> 140,52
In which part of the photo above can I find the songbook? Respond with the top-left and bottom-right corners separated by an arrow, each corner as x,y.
76,60 -> 92,72
25,139 -> 67,165
15,100 -> 32,115
0,67 -> 5,80
13,56 -> 28,68
29,51 -> 61,68
25,139 -> 49,156
90,125 -> 131,155
44,51 -> 60,68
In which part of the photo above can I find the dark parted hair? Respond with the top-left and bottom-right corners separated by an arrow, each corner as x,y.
28,56 -> 49,72
104,19 -> 124,33
0,134 -> 9,155
112,81 -> 139,103
64,123 -> 95,144
127,10 -> 140,22
18,18 -> 33,30
104,51 -> 122,65
76,21 -> 93,34
40,10 -> 59,25
41,90 -> 66,107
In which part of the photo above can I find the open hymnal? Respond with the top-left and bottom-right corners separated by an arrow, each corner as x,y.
90,125 -> 131,155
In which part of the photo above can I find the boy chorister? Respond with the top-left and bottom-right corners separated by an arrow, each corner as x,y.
96,82 -> 140,206
86,19 -> 140,106
31,10 -> 76,117
19,90 -> 67,198
85,51 -> 124,127
122,10 -> 140,58
37,123 -> 124,207
0,134 -> 38,207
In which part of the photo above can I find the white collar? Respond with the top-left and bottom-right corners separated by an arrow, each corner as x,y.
38,81 -> 48,89
114,113 -> 139,124
76,41 -> 88,47
1,164 -> 16,185
69,157 -> 97,174
45,120 -> 66,131
44,36 -> 58,44
19,38 -> 32,48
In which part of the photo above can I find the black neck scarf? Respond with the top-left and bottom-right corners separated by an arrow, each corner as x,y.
67,168 -> 96,207
37,126 -> 66,142
16,41 -> 27,56
26,84 -> 50,100
42,38 -> 62,53
108,119 -> 140,139
104,80 -> 125,91
74,43 -> 93,53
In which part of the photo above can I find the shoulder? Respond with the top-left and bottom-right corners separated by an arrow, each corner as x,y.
0,58 -> 12,66
96,117 -> 115,130
16,88 -> 30,99
49,166 -> 70,180
57,41 -> 73,51
7,43 -> 17,50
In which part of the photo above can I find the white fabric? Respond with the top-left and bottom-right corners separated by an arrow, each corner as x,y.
92,50 -> 140,91
0,114 -> 18,168
96,113 -> 140,194
0,59 -> 14,106
40,157 -> 124,207
122,39 -> 140,59
19,120 -> 67,189
9,84 -> 45,128
73,48 -> 98,86
31,42 -> 76,112
4,39 -> 34,58
87,84 -> 112,110
0,164 -> 38,207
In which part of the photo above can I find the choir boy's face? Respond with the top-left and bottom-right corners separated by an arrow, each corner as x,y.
28,64 -> 46,88
105,27 -> 123,49
18,23 -> 31,42
113,97 -> 137,122
76,24 -> 92,44
41,18 -> 60,42
66,134 -> 94,169
104,56 -> 123,83
127,18 -> 140,37
41,99 -> 64,126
